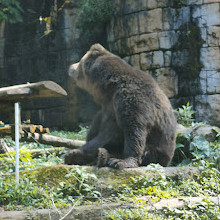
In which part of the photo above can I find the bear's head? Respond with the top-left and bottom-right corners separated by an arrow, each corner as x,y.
68,44 -> 116,102
69,44 -> 111,86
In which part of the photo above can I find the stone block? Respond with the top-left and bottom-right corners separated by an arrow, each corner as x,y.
0,20 -> 5,38
173,7 -> 191,30
159,31 -> 178,49
0,58 -> 3,68
152,51 -> 164,68
0,38 -> 4,58
142,0 -> 169,9
203,0 -> 220,3
186,0 -> 203,5
164,51 -> 172,67
207,26 -> 220,47
123,0 -> 142,14
124,13 -> 139,37
129,33 -> 160,54
130,54 -> 141,69
192,3 -> 220,27
139,9 -> 162,33
200,47 -> 220,70
140,52 -> 153,70
199,71 -> 207,94
113,17 -> 125,40
124,55 -> 141,69
162,7 -> 190,30
162,8 -> 176,30
171,50 -> 189,67
154,68 -> 178,98
195,94 -> 220,127
200,27 -> 208,47
206,71 -> 220,94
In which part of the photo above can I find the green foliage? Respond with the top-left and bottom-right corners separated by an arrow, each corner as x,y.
77,0 -> 114,45
0,127 -> 219,219
164,198 -> 220,219
50,126 -> 88,140
0,0 -> 23,23
0,176 -> 52,209
57,168 -> 100,200
0,167 -> 100,210
104,207 -> 151,220
173,0 -> 185,8
177,102 -> 195,127
174,127 -> 220,167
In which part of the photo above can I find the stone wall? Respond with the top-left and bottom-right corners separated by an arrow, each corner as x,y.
0,0 -> 98,129
107,0 -> 220,127
1,0 -> 220,128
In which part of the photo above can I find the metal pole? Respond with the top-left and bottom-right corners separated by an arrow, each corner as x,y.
15,102 -> 20,184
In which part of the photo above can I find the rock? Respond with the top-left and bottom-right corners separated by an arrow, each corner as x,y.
190,124 -> 220,142
154,68 -> 178,98
2,196 -> 219,220
195,94 -> 220,127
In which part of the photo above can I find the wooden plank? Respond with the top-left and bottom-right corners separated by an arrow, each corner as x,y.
0,81 -> 67,102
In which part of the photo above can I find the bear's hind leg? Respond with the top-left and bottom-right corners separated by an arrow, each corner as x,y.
141,150 -> 172,167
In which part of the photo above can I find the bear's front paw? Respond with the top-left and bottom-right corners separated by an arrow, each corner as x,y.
64,149 -> 85,165
107,157 -> 138,169
97,148 -> 110,167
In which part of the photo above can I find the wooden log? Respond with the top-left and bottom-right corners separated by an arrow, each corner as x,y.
4,146 -> 65,157
21,132 -> 85,149
22,125 -> 36,133
0,125 -> 49,136
0,81 -> 67,103
0,126 -> 11,135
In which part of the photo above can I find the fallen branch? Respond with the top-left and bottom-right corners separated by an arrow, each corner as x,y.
0,138 -> 13,154
0,139 -> 15,165
21,132 -> 85,149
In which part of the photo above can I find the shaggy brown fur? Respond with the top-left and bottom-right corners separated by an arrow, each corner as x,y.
65,44 -> 176,169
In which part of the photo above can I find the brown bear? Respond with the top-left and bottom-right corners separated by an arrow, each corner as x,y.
65,44 -> 176,169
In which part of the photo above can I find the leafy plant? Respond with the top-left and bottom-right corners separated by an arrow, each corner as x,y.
57,168 -> 100,199
0,0 -> 23,23
177,102 -> 195,127
76,0 -> 114,45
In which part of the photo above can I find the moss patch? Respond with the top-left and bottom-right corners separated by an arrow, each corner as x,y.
21,165 -> 71,186
172,21 -> 204,79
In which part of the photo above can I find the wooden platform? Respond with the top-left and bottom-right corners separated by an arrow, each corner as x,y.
0,81 -> 67,103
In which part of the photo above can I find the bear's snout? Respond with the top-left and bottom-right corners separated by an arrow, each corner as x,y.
69,62 -> 79,79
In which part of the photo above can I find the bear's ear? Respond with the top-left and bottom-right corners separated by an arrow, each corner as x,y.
90,44 -> 105,57
91,49 -> 101,57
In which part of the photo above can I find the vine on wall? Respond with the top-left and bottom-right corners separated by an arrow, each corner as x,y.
0,0 -> 23,23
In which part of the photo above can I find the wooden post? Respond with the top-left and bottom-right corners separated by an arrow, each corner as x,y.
15,102 -> 20,184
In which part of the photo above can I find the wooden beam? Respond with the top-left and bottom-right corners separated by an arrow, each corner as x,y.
0,81 -> 67,102
21,132 -> 85,149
